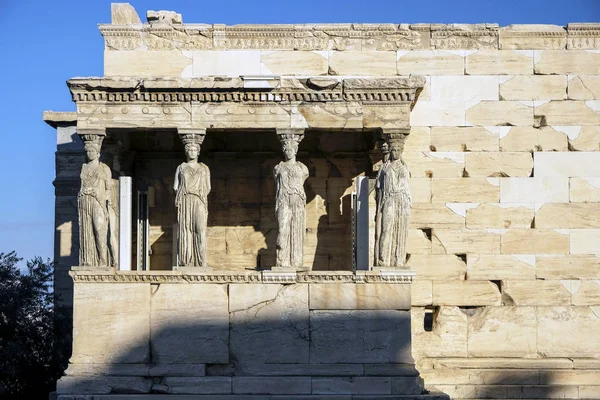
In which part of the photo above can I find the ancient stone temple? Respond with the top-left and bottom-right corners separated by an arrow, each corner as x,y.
44,3 -> 600,399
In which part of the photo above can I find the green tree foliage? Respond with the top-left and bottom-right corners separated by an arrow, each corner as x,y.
0,252 -> 68,399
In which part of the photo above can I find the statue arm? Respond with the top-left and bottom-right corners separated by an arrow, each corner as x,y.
203,163 -> 211,195
174,165 -> 182,192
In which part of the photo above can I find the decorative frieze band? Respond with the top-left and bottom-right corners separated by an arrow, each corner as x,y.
100,22 -> 600,51
69,269 -> 415,284
68,76 -> 425,105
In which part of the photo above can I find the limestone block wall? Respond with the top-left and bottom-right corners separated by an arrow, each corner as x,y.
85,12 -> 600,395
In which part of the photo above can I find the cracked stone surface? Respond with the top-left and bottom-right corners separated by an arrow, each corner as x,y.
150,284 -> 229,364
309,310 -> 413,364
229,284 -> 310,363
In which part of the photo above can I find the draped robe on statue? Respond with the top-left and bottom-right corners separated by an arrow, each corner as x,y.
78,162 -> 112,266
175,162 -> 211,267
274,160 -> 309,269
377,159 -> 412,268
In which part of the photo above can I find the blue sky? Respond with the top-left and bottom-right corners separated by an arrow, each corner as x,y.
0,0 -> 598,266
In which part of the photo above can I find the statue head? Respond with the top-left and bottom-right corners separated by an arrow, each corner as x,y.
386,134 -> 407,162
281,140 -> 299,161
83,140 -> 102,162
184,143 -> 200,162
180,133 -> 205,162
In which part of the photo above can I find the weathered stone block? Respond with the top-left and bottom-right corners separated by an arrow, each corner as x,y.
537,255 -> 600,279
500,25 -> 567,50
502,280 -> 572,306
411,101 -> 466,126
535,152 -> 600,177
329,51 -> 396,75
409,178 -> 432,203
57,376 -> 152,395
230,284 -> 309,364
407,228 -> 432,254
466,49 -> 533,75
261,51 -> 328,75
192,50 -> 261,76
568,75 -> 600,100
105,50 -> 192,77
535,203 -> 600,228
467,254 -> 536,280
232,377 -> 311,395
535,50 -> 600,74
310,310 -> 412,363
465,152 -> 533,177
537,306 -> 600,357
71,283 -> 150,364
312,377 -> 392,395
309,284 -> 411,310
412,306 -> 468,358
468,306 -> 537,357
411,280 -> 433,306
391,377 -> 425,395
410,203 -> 465,229
466,203 -> 534,229
564,124 -> 600,151
397,50 -> 464,75
501,229 -> 569,254
570,178 -> 600,202
499,75 -> 567,100
432,281 -> 501,306
571,229 -> 600,254
499,126 -> 568,151
405,255 -> 466,280
162,377 -> 232,394
404,127 -> 431,153
571,280 -> 600,306
432,229 -> 501,254
151,284 -> 229,364
535,100 -> 600,125
466,101 -> 533,126
430,127 -> 499,152
402,152 -> 465,178
431,178 -> 499,202
211,363 -> 364,377
430,76 -> 498,101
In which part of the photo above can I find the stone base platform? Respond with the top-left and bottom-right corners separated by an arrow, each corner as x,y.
56,394 -> 450,400
58,269 -> 443,398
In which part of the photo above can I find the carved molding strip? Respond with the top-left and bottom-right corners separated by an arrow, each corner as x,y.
69,269 -> 415,284
68,76 -> 425,105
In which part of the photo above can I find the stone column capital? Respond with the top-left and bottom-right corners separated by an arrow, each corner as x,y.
177,128 -> 206,147
276,128 -> 305,144
77,128 -> 106,150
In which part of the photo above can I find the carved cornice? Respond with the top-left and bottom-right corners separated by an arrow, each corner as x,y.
69,269 -> 415,284
68,76 -> 425,105
100,22 -> 598,51
100,23 -> 428,51
567,23 -> 600,49
431,23 -> 499,50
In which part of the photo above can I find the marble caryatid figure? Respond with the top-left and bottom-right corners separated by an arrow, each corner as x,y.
274,130 -> 309,270
374,139 -> 390,265
78,134 -> 115,267
174,132 -> 211,268
375,133 -> 412,268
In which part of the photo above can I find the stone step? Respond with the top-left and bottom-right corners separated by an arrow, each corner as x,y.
56,394 -> 451,400
421,368 -> 600,385
425,383 -> 600,399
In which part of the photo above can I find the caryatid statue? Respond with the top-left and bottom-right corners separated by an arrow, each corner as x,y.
274,129 -> 309,270
78,132 -> 117,267
374,139 -> 390,266
375,132 -> 412,268
174,131 -> 211,268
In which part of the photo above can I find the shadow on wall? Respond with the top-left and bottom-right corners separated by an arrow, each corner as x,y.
56,282 -> 442,398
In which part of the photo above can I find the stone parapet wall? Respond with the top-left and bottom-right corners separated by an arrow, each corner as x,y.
58,269 -> 444,398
